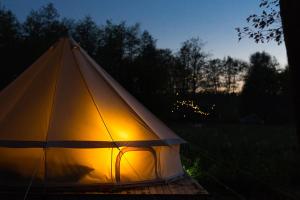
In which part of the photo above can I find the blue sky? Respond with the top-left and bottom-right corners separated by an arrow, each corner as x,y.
1,0 -> 287,66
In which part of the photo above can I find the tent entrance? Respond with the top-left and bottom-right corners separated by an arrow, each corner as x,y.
115,147 -> 158,183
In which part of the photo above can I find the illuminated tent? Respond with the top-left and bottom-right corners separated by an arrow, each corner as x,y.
0,38 -> 185,186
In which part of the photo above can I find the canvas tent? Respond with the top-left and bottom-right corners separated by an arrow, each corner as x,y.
0,38 -> 185,186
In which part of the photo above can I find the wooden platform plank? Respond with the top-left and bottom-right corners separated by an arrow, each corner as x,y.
0,175 -> 209,198
149,184 -> 157,194
169,183 -> 178,194
155,185 -> 164,194
111,176 -> 209,195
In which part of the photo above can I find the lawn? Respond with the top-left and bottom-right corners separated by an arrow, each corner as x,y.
169,123 -> 300,199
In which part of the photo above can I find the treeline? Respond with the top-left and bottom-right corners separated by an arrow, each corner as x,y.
0,3 -> 292,123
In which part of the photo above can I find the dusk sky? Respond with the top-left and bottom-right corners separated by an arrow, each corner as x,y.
2,0 -> 287,66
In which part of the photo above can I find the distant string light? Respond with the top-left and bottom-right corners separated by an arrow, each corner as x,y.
171,100 -> 211,116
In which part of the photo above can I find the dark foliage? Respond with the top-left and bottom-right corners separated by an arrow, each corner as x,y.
240,52 -> 293,123
236,0 -> 283,44
0,3 -> 292,124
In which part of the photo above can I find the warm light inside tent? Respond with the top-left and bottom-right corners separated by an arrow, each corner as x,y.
44,147 -> 157,183
0,38 -> 184,186
0,145 -> 184,185
118,131 -> 130,140
119,150 -> 156,182
105,112 -> 153,141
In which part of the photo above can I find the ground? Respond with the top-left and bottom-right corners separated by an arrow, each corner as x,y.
170,122 -> 300,200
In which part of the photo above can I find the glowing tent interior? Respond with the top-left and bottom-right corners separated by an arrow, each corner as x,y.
0,37 -> 185,186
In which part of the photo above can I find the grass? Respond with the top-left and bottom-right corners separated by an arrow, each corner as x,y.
169,122 -> 300,199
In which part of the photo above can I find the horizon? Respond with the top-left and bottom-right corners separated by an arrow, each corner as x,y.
1,0 -> 287,67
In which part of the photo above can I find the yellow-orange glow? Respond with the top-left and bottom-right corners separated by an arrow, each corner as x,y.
120,151 -> 156,182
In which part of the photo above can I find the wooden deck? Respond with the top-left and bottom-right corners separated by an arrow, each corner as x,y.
99,175 -> 209,195
0,175 -> 209,199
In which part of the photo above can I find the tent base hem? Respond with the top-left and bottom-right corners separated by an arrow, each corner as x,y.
0,173 -> 185,189
0,174 -> 209,195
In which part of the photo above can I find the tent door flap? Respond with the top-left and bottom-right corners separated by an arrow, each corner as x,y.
115,146 -> 158,183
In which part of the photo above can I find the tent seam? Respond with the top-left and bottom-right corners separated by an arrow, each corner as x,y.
45,39 -> 66,143
70,43 -> 117,147
43,38 -> 66,185
70,42 -> 121,183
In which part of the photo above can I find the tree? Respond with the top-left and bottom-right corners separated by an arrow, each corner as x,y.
236,0 -> 282,44
178,38 -> 208,95
243,52 -> 279,96
23,3 -> 67,41
135,31 -> 168,96
96,21 -> 127,79
203,59 -> 223,93
277,65 -> 290,96
22,3 -> 68,65
171,55 -> 191,95
241,51 -> 280,121
95,21 -> 143,89
73,16 -> 100,56
0,4 -> 20,46
123,23 -> 141,60
237,0 -> 300,144
157,49 -> 178,95
0,4 -> 21,89
222,56 -> 248,93
280,0 -> 300,144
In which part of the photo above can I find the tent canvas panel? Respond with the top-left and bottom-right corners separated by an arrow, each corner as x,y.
155,144 -> 184,178
0,38 -> 185,186
72,47 -> 159,142
47,40 -> 111,141
0,41 -> 64,140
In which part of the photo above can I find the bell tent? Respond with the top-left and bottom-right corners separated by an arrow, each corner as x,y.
0,38 -> 185,186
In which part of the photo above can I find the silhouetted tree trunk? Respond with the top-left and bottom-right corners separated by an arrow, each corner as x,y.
280,0 -> 300,146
